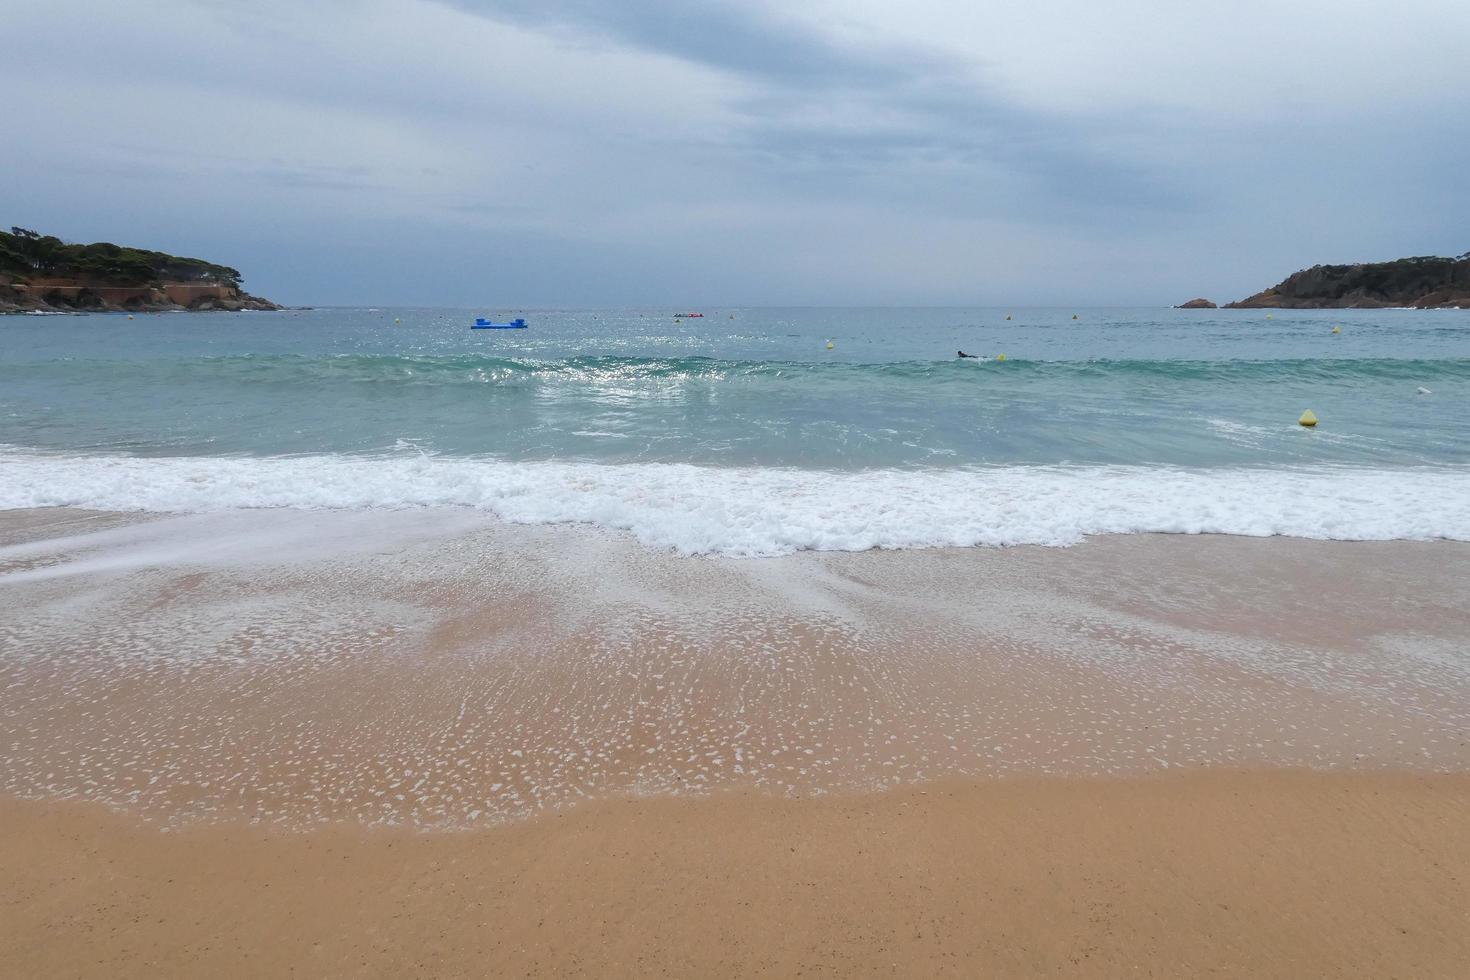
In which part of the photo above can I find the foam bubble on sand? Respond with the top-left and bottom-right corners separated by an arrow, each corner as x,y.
2,514 -> 1468,830
2,450 -> 1468,557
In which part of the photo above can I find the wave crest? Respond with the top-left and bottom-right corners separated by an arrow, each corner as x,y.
2,451 -> 1467,557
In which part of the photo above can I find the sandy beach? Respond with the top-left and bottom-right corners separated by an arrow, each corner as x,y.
3,508 -> 1469,976
5,771 -> 1468,978
10,0 -> 1470,971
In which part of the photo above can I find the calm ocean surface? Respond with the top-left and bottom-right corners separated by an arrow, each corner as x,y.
3,306 -> 1468,555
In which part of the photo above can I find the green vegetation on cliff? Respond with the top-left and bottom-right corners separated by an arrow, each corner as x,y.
1226,253 -> 1470,309
0,226 -> 243,288
1,225 -> 279,313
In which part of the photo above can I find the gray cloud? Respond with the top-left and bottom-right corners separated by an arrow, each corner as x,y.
441,0 -> 912,87
2,0 -> 1466,306
446,0 -> 1189,218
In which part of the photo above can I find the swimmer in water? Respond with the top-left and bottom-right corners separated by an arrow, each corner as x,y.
957,350 -> 980,359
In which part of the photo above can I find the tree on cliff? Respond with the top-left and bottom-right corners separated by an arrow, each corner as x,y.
0,227 -> 243,287
1224,253 -> 1470,309
5,227 -> 65,274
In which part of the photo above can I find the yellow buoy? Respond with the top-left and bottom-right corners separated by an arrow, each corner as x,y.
995,353 -> 1006,362
394,317 -> 401,324
1266,313 -> 1273,319
1331,326 -> 1340,334
1298,410 -> 1318,427
826,341 -> 834,350
1071,314 -> 1079,320
127,314 -> 134,320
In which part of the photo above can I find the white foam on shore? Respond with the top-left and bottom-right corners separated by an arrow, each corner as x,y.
2,450 -> 1468,557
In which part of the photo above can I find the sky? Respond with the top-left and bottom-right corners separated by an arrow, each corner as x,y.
4,0 -> 1468,306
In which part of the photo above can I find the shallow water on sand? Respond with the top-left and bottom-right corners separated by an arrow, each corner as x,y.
3,511 -> 1467,830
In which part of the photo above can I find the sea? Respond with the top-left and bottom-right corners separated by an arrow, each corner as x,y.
2,306 -> 1468,556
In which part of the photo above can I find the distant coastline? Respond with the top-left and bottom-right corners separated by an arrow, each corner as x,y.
1181,252 -> 1470,310
1,226 -> 279,314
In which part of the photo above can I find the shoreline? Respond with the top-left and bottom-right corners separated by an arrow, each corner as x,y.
5,462 -> 1469,556
3,507 -> 1467,830
1,305 -> 300,316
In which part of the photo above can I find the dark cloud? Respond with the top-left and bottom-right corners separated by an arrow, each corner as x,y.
441,0 -> 911,88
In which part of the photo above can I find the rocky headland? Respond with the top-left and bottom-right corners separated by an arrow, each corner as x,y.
1223,253 -> 1470,309
1,226 -> 280,314
1176,297 -> 1217,309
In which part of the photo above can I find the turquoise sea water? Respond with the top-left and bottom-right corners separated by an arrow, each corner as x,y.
3,306 -> 1468,554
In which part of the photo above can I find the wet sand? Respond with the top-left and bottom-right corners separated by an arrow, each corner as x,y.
3,508 -> 1469,975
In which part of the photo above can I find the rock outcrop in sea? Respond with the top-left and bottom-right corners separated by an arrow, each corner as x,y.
1225,254 -> 1470,309
0,226 -> 280,313
1176,298 -> 1217,309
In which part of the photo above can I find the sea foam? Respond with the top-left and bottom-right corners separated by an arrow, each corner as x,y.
2,450 -> 1467,557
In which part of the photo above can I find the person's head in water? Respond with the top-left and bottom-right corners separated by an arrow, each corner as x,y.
957,350 -> 978,358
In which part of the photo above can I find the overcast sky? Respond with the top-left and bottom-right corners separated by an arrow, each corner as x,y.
4,0 -> 1467,306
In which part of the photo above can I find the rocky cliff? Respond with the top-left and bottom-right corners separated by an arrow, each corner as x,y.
0,278 -> 280,313
1225,254 -> 1470,309
0,226 -> 280,313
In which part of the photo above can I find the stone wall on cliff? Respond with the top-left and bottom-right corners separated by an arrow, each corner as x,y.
1,277 -> 280,313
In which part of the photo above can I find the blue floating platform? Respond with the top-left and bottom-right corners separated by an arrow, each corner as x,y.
473,317 -> 527,329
